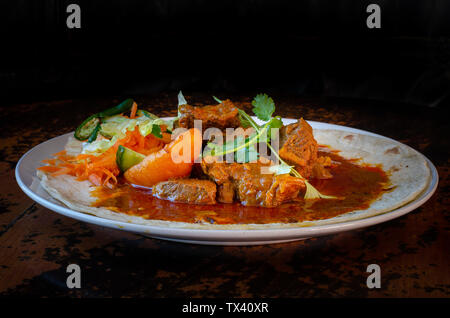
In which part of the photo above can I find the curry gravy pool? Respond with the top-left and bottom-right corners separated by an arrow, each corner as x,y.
91,151 -> 390,225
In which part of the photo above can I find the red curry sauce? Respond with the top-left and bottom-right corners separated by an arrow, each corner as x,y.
91,151 -> 390,224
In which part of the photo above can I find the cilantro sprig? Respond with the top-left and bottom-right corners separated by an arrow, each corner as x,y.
203,120 -> 271,162
207,93 -> 335,200
252,93 -> 275,121
203,135 -> 259,163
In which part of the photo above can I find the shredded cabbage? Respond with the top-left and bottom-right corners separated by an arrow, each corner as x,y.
138,118 -> 165,137
81,135 -> 119,155
83,113 -> 168,155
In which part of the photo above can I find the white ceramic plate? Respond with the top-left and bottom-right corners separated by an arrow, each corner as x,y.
15,119 -> 438,245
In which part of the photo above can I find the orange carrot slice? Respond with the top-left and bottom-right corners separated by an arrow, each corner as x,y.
123,128 -> 202,187
129,102 -> 138,119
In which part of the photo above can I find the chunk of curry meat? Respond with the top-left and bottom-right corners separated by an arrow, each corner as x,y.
201,159 -> 306,207
178,99 -> 241,133
279,118 -> 332,179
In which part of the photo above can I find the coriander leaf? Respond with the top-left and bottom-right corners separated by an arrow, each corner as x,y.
252,93 -> 275,122
238,110 -> 254,128
138,118 -> 165,138
151,124 -> 162,138
257,117 -> 282,143
266,115 -> 283,141
269,116 -> 283,130
237,109 -> 259,130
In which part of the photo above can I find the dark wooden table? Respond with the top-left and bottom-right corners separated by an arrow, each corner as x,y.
0,93 -> 448,298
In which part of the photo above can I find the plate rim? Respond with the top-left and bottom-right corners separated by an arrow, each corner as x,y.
15,119 -> 439,244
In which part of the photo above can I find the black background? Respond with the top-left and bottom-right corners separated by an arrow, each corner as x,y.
1,0 -> 450,108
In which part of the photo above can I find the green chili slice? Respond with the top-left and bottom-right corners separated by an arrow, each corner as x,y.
74,114 -> 101,141
73,99 -> 135,141
98,98 -> 135,118
87,123 -> 101,143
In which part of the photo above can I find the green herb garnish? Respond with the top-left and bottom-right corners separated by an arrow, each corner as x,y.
213,96 -> 222,104
219,93 -> 335,200
251,93 -> 276,121
150,124 -> 162,139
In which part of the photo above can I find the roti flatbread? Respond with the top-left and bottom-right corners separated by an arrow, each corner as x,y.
36,128 -> 431,230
